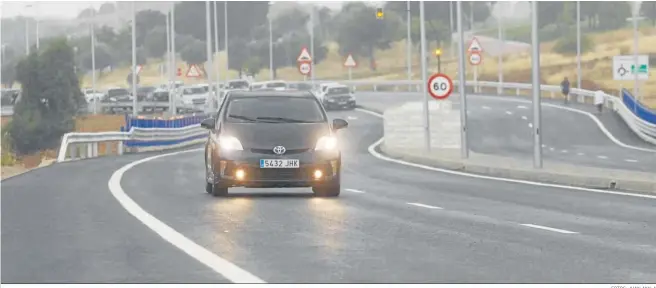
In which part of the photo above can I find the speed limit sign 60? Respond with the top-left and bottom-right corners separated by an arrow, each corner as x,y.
298,61 -> 312,75
427,73 -> 453,100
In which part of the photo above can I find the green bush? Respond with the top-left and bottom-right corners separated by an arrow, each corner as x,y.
553,30 -> 593,56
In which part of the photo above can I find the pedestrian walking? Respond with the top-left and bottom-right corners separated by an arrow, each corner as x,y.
560,77 -> 570,104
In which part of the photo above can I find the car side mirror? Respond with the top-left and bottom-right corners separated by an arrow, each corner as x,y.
200,118 -> 215,130
332,118 -> 348,130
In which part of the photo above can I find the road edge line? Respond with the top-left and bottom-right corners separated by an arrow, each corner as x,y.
354,108 -> 656,200
107,148 -> 266,283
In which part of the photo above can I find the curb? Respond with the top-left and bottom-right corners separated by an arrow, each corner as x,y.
379,144 -> 656,194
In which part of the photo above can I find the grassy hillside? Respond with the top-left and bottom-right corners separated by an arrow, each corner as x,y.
82,26 -> 656,108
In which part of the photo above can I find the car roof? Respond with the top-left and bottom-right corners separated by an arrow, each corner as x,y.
227,90 -> 315,99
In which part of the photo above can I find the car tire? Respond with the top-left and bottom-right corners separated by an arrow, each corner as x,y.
211,185 -> 228,197
312,181 -> 341,197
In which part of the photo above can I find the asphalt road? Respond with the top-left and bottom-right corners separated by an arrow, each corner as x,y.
5,108 -> 654,283
357,92 -> 656,173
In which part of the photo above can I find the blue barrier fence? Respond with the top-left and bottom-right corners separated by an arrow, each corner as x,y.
121,113 -> 210,148
621,89 -> 656,125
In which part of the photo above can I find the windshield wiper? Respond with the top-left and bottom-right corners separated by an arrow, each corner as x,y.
256,116 -> 311,123
228,114 -> 258,122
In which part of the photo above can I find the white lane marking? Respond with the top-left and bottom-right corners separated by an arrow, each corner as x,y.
561,150 -> 568,153
517,105 -> 528,109
407,202 -> 443,210
521,116 -> 528,120
528,123 -> 533,128
505,111 -> 513,115
355,108 -> 656,200
597,155 -> 608,159
520,224 -> 579,234
625,159 -> 638,163
549,147 -> 555,152
345,188 -> 366,193
482,106 -> 491,110
347,116 -> 358,120
108,149 -> 266,284
470,95 -> 656,153
577,152 -> 585,156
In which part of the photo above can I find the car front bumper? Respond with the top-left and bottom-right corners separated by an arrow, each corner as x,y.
323,99 -> 356,110
213,149 -> 340,188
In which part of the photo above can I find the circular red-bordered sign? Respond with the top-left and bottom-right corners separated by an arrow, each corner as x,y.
469,51 -> 482,66
427,73 -> 454,100
298,61 -> 312,75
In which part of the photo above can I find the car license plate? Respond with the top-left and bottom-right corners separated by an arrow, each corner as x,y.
339,101 -> 348,105
260,159 -> 300,168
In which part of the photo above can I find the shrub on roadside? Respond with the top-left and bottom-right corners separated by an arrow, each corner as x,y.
553,30 -> 593,56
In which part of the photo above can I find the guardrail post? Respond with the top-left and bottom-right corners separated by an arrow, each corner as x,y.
550,91 -> 555,98
117,141 -> 124,155
516,88 -> 520,96
70,144 -> 77,160
373,85 -> 377,92
92,142 -> 99,157
578,94 -> 584,103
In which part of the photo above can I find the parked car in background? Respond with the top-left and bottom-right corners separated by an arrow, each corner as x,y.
150,88 -> 170,102
1,88 -> 21,105
83,88 -> 104,103
178,85 -> 209,108
103,87 -> 133,102
225,79 -> 250,91
136,86 -> 157,101
287,82 -> 314,92
316,84 -> 356,110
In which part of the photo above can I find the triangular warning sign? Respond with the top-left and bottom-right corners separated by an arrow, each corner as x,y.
467,37 -> 483,53
297,47 -> 312,62
344,54 -> 357,67
186,64 -> 203,78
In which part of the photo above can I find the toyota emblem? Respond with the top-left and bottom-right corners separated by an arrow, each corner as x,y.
273,146 -> 286,155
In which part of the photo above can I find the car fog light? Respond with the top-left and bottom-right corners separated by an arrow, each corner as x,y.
235,169 -> 245,180
313,170 -> 323,179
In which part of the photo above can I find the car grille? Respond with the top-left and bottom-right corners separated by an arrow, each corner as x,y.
328,95 -> 352,102
192,98 -> 206,104
250,148 -> 310,155
226,164 -> 332,181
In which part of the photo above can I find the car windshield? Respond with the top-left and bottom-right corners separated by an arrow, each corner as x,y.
327,87 -> 350,95
107,89 -> 129,97
266,82 -> 286,88
183,87 -> 206,95
225,97 -> 325,123
227,81 -> 249,89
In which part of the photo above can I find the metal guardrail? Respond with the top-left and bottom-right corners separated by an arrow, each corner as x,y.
56,124 -> 207,162
53,79 -> 653,163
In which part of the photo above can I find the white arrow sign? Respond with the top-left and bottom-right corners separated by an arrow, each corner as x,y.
344,54 -> 357,67
297,47 -> 312,62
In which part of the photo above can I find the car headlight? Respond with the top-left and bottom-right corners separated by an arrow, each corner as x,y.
315,136 -> 337,151
219,135 -> 244,151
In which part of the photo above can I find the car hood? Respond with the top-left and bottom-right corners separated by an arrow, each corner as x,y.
223,122 -> 330,150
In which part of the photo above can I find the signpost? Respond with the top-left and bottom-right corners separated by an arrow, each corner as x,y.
467,37 -> 484,93
186,64 -> 203,78
297,47 -> 313,81
344,54 -> 357,80
613,55 -> 649,81
427,73 -> 454,100
434,49 -> 442,73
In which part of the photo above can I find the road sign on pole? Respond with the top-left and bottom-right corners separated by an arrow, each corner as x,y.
297,47 -> 312,62
613,55 -> 649,81
344,54 -> 357,68
298,61 -> 311,75
469,51 -> 482,66
427,73 -> 454,100
186,64 -> 203,78
467,36 -> 483,53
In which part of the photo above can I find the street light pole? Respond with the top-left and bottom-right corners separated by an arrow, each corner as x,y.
205,1 -> 214,112
576,1 -> 581,91
406,1 -> 412,89
497,5 -> 504,95
457,0 -> 469,159
310,8 -> 315,83
419,1 -> 430,152
224,2 -> 229,80
632,3 -> 640,100
166,9 -> 172,113
131,2 -> 138,116
35,3 -> 40,50
531,1 -> 542,168
24,5 -> 31,55
90,8 -> 97,114
214,1 -> 220,91
171,3 -> 177,115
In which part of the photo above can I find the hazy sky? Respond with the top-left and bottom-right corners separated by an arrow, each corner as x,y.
0,1 -> 349,20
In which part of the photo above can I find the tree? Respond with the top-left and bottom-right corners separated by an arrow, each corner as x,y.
227,38 -> 251,77
596,1 -> 631,30
180,39 -> 207,65
334,3 -> 404,70
77,7 -> 96,19
98,2 -> 116,15
6,38 -> 82,156
95,26 -> 117,46
144,26 -> 167,59
79,44 -> 113,73
1,59 -> 17,88
643,1 -> 656,26
135,10 -> 166,47
385,1 -> 491,29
